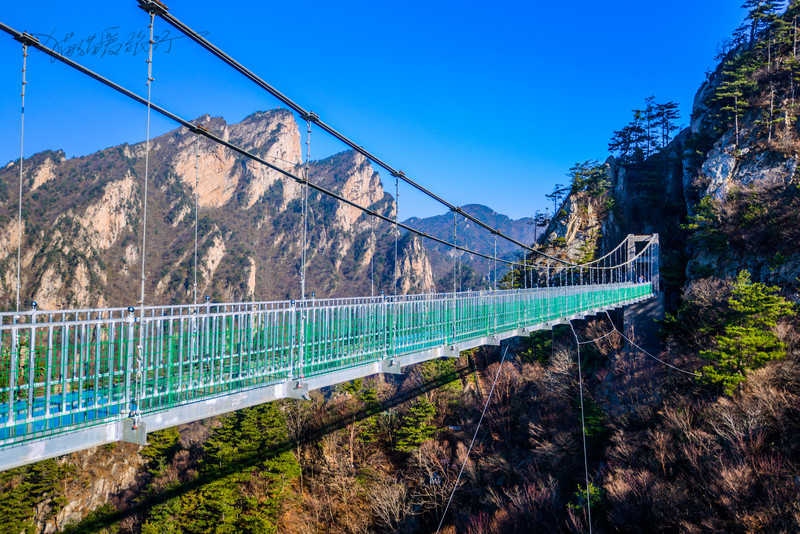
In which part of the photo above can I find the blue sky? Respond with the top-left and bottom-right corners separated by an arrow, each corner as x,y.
0,1 -> 749,219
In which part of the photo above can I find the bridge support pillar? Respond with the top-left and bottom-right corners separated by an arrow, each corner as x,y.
381,358 -> 404,374
121,418 -> 148,446
622,291 -> 664,356
443,345 -> 461,357
287,381 -> 310,400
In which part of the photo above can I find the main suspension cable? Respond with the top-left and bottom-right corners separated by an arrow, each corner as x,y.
0,21 -> 652,278
140,0 -> 592,268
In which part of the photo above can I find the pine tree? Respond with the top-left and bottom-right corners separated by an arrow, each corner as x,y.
655,101 -> 681,148
567,161 -> 610,196
545,183 -> 568,213
741,0 -> 781,43
532,209 -> 550,244
608,124 -> 637,162
396,397 -> 437,452
630,109 -> 648,162
644,96 -> 658,156
357,383 -> 381,444
769,6 -> 793,59
714,64 -> 757,145
700,270 -> 794,395
609,97 -> 680,165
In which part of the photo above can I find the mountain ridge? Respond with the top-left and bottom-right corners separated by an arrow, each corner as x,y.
404,203 -> 543,290
0,109 -> 435,310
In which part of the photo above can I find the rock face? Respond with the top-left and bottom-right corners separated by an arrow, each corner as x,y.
79,172 -> 138,251
312,151 -> 384,229
0,109 -> 434,310
397,233 -> 436,294
539,191 -> 606,264
698,128 -> 798,200
682,127 -> 800,283
28,443 -> 144,534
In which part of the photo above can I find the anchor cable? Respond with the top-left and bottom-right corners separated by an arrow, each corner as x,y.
603,311 -> 700,377
568,320 -> 594,534
435,345 -> 510,534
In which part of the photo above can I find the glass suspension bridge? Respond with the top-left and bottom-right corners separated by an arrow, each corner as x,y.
0,235 -> 658,470
0,1 -> 660,470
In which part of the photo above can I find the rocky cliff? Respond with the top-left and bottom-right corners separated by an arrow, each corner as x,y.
0,109 -> 434,310
537,48 -> 800,296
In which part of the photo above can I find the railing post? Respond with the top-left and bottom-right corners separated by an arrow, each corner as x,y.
290,300 -> 298,381
124,306 -> 136,419
26,305 -> 38,431
8,314 -> 20,433
299,299 -> 306,381
381,291 -> 388,356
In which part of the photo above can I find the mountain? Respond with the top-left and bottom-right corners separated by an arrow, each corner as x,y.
404,204 -> 543,291
6,5 -> 800,534
0,109 -> 434,310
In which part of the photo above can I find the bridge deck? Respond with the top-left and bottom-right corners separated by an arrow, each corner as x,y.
0,282 -> 652,469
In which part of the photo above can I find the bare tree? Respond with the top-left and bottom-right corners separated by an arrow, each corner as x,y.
283,394 -> 318,493
370,477 -> 412,530
408,440 -> 462,523
484,361 -> 523,444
